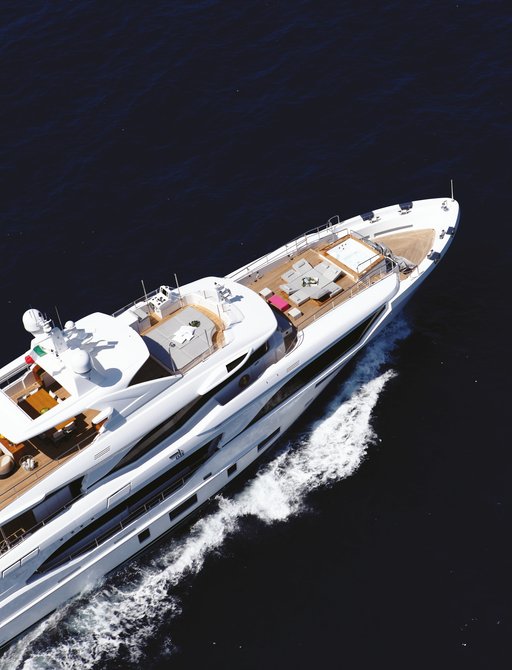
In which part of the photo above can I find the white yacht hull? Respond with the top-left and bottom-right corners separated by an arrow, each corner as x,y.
0,289 -> 422,646
0,197 -> 459,648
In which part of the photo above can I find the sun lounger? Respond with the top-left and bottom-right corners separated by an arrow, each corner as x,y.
314,260 -> 343,282
326,282 -> 343,297
309,286 -> 331,301
281,268 -> 300,283
292,259 -> 313,274
289,289 -> 309,306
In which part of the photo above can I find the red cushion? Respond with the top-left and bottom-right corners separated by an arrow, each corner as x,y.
268,294 -> 290,311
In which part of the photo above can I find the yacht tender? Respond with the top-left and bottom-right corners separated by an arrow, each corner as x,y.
0,196 -> 459,647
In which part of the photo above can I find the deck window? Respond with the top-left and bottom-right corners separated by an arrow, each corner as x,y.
112,397 -> 204,472
169,494 -> 198,521
226,354 -> 247,373
36,438 -> 220,572
249,306 -> 385,425
258,428 -> 281,452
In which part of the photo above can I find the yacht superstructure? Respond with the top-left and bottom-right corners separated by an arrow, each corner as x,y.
0,196 -> 459,647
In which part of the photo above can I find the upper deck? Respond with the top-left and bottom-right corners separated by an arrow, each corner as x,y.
0,275 -> 277,527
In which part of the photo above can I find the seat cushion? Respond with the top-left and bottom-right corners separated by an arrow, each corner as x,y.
292,259 -> 313,274
0,454 -> 14,476
290,289 -> 309,306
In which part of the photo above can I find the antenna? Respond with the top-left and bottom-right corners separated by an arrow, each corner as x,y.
450,179 -> 454,201
54,305 -> 63,330
174,273 -> 183,306
141,279 -> 148,304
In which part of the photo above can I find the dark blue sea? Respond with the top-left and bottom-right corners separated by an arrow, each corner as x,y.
0,1 -> 510,668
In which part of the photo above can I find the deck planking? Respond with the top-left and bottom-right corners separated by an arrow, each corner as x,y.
243,243 -> 379,329
377,228 -> 435,266
0,407 -> 99,513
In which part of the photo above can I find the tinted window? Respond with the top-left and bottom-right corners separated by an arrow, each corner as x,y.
169,494 -> 198,521
249,307 -> 385,425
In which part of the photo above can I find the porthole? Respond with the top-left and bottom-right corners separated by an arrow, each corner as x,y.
239,374 -> 250,388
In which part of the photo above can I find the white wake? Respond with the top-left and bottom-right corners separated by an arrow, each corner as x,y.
0,317 -> 410,670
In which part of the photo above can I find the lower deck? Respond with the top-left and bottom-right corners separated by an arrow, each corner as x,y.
0,380 -> 100,514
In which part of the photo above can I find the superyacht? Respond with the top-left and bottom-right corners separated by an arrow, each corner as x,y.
0,196 -> 459,647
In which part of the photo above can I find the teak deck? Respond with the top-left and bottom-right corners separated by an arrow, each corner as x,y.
0,402 -> 99,513
243,229 -> 435,329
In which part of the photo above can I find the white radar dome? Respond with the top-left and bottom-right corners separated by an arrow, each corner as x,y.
22,309 -> 45,334
70,349 -> 92,375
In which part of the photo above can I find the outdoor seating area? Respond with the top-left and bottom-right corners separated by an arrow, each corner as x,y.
278,258 -> 344,307
246,233 -> 389,329
142,305 -> 217,372
9,382 -> 78,446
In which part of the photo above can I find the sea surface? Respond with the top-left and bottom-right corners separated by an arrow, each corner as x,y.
0,1 -> 510,668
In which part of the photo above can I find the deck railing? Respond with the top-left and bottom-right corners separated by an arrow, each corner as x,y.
227,216 -> 377,284
112,287 -> 162,318
296,260 -> 398,331
65,476 -> 188,564
0,363 -> 31,392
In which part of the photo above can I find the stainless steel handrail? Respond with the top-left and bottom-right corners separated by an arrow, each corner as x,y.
112,288 -> 160,318
228,220 -> 358,283
67,476 -> 187,562
0,363 -> 31,390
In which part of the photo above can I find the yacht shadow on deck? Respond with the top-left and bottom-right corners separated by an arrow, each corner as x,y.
27,414 -> 98,462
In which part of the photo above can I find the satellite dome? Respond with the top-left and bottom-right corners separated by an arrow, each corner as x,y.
22,309 -> 45,334
70,349 -> 92,375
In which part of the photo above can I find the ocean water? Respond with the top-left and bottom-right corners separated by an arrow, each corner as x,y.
0,1 -> 510,668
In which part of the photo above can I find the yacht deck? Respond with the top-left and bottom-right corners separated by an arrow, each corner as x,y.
140,303 -> 225,374
0,406 -> 99,514
241,228 -> 434,330
0,227 -> 435,546
0,302 -> 226,521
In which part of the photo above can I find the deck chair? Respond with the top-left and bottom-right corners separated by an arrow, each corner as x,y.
292,259 -> 313,274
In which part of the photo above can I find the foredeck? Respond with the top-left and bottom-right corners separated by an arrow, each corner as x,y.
239,228 -> 434,330
243,247 -> 359,329
376,228 -> 435,266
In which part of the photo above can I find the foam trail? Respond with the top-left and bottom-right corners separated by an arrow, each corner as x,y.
1,317 -> 410,670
